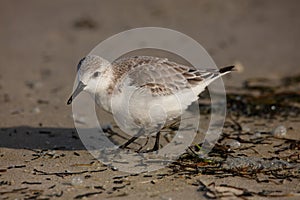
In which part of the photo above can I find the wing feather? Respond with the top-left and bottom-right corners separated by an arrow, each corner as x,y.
111,56 -> 222,96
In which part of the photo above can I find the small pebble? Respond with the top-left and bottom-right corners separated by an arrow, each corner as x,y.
177,134 -> 184,139
242,126 -> 250,132
250,132 -> 262,139
111,166 -> 118,171
32,107 -> 40,114
71,177 -> 83,186
73,152 -> 80,156
228,140 -> 241,149
25,80 -> 43,89
272,125 -> 287,138
84,175 -> 91,179
11,108 -> 23,115
271,105 -> 276,110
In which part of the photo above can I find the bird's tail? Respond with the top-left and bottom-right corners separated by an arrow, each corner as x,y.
201,65 -> 235,88
219,65 -> 235,74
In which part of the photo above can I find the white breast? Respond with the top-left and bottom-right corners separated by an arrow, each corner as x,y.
107,82 -> 203,135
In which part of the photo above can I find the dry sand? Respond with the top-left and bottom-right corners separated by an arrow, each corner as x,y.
0,1 -> 300,199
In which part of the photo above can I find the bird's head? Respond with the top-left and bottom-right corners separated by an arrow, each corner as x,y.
67,55 -> 111,105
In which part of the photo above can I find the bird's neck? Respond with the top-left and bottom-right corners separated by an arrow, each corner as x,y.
94,68 -> 115,113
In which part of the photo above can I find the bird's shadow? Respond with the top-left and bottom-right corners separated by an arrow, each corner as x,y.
0,126 -> 86,150
0,126 -> 177,152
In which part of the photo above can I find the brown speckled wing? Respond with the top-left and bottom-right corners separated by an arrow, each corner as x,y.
111,56 -> 219,96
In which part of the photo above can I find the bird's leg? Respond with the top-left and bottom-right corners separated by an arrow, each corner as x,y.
150,123 -> 164,152
152,131 -> 161,151
139,131 -> 161,153
137,136 -> 150,152
119,128 -> 145,149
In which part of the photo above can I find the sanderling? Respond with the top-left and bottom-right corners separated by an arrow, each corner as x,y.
67,55 -> 234,151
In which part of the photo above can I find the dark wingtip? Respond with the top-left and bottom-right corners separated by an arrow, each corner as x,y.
219,65 -> 235,73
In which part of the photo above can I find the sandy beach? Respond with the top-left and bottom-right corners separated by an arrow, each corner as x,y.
0,1 -> 300,199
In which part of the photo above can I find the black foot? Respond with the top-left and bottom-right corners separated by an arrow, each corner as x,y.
152,131 -> 161,151
139,131 -> 161,153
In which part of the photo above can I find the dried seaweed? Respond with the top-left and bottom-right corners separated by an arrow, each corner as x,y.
22,181 -> 42,185
227,93 -> 300,118
74,191 -> 102,199
200,74 -> 300,118
0,187 -> 28,195
196,180 -> 300,199
33,168 -> 107,178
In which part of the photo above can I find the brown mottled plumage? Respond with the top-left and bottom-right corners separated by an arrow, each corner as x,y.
108,56 -> 230,97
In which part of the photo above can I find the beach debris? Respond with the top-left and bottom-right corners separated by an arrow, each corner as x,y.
21,181 -> 42,185
71,176 -> 83,186
0,187 -> 28,195
227,140 -> 241,150
7,165 -> 26,169
0,169 -> 7,172
223,157 -> 293,172
197,180 -> 300,199
25,80 -> 43,90
30,149 -> 65,160
74,191 -> 103,199
242,125 -> 251,132
0,180 -> 11,186
37,99 -> 49,104
272,125 -> 287,138
32,106 -> 40,114
46,191 -> 63,198
73,152 -> 80,156
73,17 -> 98,30
10,108 -> 24,115
33,168 -> 107,178
250,132 -> 262,140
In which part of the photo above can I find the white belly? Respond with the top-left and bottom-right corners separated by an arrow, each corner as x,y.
107,85 -> 202,135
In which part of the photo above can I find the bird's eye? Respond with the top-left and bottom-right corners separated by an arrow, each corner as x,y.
93,71 -> 100,78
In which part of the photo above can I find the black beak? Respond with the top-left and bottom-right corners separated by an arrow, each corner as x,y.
67,81 -> 86,105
